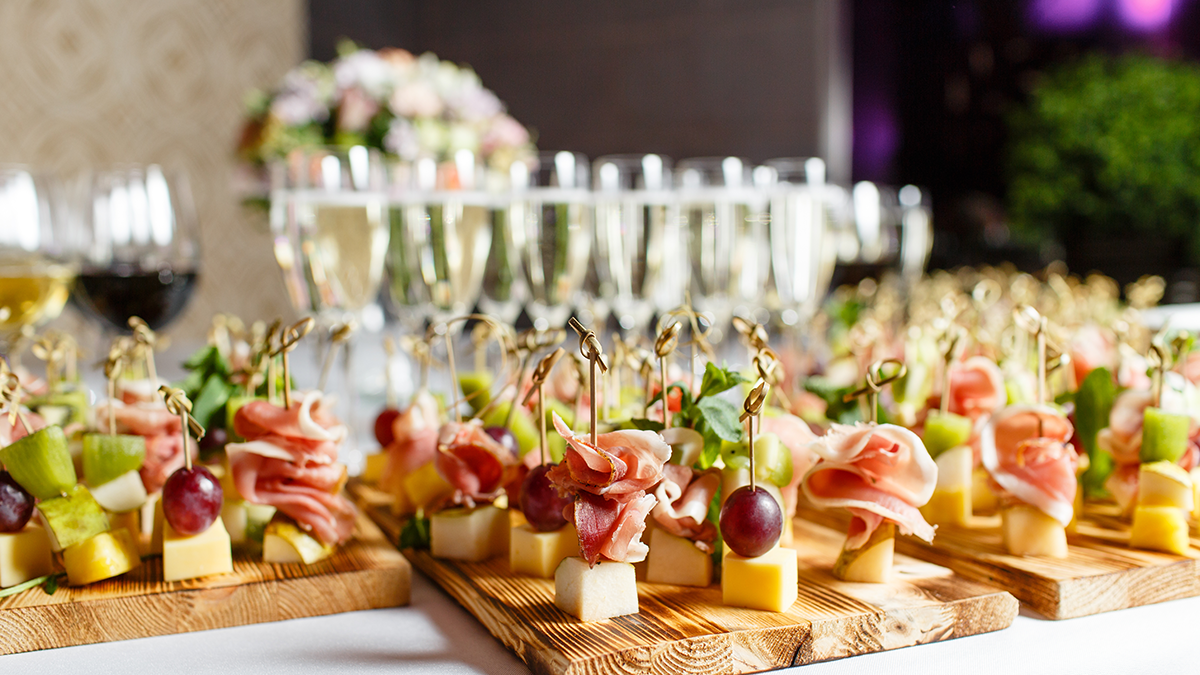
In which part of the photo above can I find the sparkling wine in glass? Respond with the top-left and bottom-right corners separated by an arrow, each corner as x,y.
762,157 -> 837,330
512,151 -> 592,331
74,165 -> 199,333
0,166 -> 75,353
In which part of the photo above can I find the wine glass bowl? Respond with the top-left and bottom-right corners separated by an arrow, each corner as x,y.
762,157 -> 837,329
0,166 -> 74,347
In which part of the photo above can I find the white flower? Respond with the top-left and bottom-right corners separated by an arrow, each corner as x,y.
481,114 -> 530,154
391,81 -> 444,118
334,50 -> 395,100
337,86 -> 379,133
384,118 -> 421,160
270,62 -> 334,126
446,84 -> 501,122
414,118 -> 449,155
446,122 -> 481,154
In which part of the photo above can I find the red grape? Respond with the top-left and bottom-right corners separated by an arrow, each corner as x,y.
0,471 -> 33,533
719,485 -> 782,557
199,426 -> 228,453
520,464 -> 571,532
162,465 -> 223,536
374,408 -> 400,446
485,426 -> 518,457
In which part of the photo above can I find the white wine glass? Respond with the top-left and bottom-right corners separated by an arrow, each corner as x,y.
762,157 -> 837,331
511,151 -> 592,331
0,166 -> 74,355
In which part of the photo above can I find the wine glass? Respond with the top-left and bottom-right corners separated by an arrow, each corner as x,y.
675,156 -> 769,342
73,164 -> 199,334
826,181 -> 903,289
897,184 -> 933,287
0,166 -> 75,355
511,151 -> 592,331
591,154 -> 681,336
762,157 -> 837,330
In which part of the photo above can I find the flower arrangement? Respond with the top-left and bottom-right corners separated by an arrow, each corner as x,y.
238,41 -> 535,172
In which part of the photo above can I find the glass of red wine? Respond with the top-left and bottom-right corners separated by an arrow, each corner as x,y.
73,165 -> 200,334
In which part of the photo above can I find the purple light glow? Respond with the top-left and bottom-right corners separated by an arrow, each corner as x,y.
852,101 -> 899,181
1117,0 -> 1173,29
1028,0 -> 1101,31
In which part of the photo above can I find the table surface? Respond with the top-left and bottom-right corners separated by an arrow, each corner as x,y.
4,339 -> 1194,673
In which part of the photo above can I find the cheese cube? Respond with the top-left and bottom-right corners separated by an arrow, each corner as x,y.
402,462 -> 454,513
0,524 -> 54,588
1002,505 -> 1067,558
362,452 -> 388,484
645,528 -> 712,587
89,469 -> 148,513
431,505 -> 509,562
833,522 -> 895,583
141,493 -> 165,556
1138,462 -> 1194,511
108,509 -> 141,541
222,501 -> 249,545
779,517 -> 794,548
1191,467 -> 1200,523
554,557 -> 639,621
63,529 -> 140,586
163,519 -> 233,582
722,546 -> 798,612
921,445 -> 972,526
509,523 -> 579,578
1130,505 -> 1190,555
262,515 -> 333,564
971,467 -> 998,514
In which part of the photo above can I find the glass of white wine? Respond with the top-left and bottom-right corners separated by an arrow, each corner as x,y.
0,166 -> 75,355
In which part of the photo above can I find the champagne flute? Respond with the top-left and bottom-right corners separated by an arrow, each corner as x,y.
762,157 -> 837,330
0,166 -> 75,355
591,154 -> 680,336
512,151 -> 592,331
73,165 -> 199,334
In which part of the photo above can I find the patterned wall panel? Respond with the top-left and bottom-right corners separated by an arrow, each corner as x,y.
0,0 -> 305,339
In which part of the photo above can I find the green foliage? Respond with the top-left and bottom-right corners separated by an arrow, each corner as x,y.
1007,54 -> 1200,259
648,363 -> 748,470
399,512 -> 431,550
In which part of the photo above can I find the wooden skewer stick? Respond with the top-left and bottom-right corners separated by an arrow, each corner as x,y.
272,318 -> 315,409
160,386 -> 204,471
103,343 -> 130,436
0,359 -> 31,435
129,317 -> 159,386
655,322 -> 681,428
507,328 -> 566,430
842,359 -> 907,425
740,380 -> 769,491
568,318 -> 608,446
318,320 -> 357,391
523,348 -> 565,467
939,328 -> 962,417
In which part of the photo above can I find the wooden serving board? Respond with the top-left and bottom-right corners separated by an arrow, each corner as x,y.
350,483 -> 1017,675
796,503 -> 1200,621
0,511 -> 411,655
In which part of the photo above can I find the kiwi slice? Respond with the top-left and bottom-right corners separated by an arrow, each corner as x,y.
37,484 -> 110,551
1141,407 -> 1190,464
719,434 -> 793,487
922,410 -> 973,459
82,434 -> 146,487
457,371 -> 494,413
1,426 -> 76,499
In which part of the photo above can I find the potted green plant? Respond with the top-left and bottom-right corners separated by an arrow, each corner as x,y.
1006,54 -> 1200,276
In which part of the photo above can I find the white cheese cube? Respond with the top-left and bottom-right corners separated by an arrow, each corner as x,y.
0,524 -> 54,588
509,523 -> 579,578
645,528 -> 712,587
554,557 -> 639,621
431,505 -> 509,562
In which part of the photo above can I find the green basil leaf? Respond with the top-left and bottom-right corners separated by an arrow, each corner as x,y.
1076,367 -> 1117,497
399,514 -> 431,550
697,397 -> 743,443
628,418 -> 665,432
697,428 -> 723,469
698,362 -> 748,399
192,374 -> 234,431
183,345 -> 218,371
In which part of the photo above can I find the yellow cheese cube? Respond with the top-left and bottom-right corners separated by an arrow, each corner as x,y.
834,522 -> 895,583
1139,462 -> 1194,511
554,557 -> 639,621
1130,505 -> 1190,555
1002,505 -> 1067,558
971,467 -> 998,514
361,452 -> 388,484
222,501 -> 249,545
1191,468 -> 1200,522
162,519 -> 233,582
262,515 -> 333,564
645,528 -> 713,587
509,523 -> 579,578
722,546 -> 798,612
63,529 -> 141,586
108,510 -> 141,541
431,505 -> 509,562
402,462 -> 454,513
1068,478 -> 1084,534
0,524 -> 54,588
922,445 -> 972,526
141,493 -> 165,556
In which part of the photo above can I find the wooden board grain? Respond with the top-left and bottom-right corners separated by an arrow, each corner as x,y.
350,482 -> 1016,675
796,503 -> 1200,620
0,511 -> 411,655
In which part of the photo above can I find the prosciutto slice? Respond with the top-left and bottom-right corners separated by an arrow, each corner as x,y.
381,390 -> 440,488
802,423 -> 937,548
760,413 -> 817,519
980,405 -> 1078,526
1096,389 -> 1200,509
228,391 -> 356,545
434,419 -> 516,506
945,356 -> 1005,421
97,400 -> 196,493
549,412 -> 669,565
652,464 -> 719,549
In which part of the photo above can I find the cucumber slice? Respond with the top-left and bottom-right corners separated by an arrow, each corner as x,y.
719,433 -> 792,486
1142,407 -> 1190,464
36,484 -> 110,551
0,427 -> 76,499
922,411 -> 973,459
457,371 -> 494,413
82,434 -> 146,487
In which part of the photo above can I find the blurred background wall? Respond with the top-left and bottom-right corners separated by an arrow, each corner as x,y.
0,0 -> 304,336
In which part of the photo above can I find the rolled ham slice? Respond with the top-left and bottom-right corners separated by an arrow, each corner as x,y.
382,390 -> 440,485
802,423 -> 937,548
980,405 -> 1078,527
652,464 -> 718,549
946,356 -> 1005,421
434,419 -> 516,506
571,491 -> 657,565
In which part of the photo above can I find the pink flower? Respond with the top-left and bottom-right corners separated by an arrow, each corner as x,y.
391,81 -> 443,118
336,86 -> 379,133
481,114 -> 530,154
